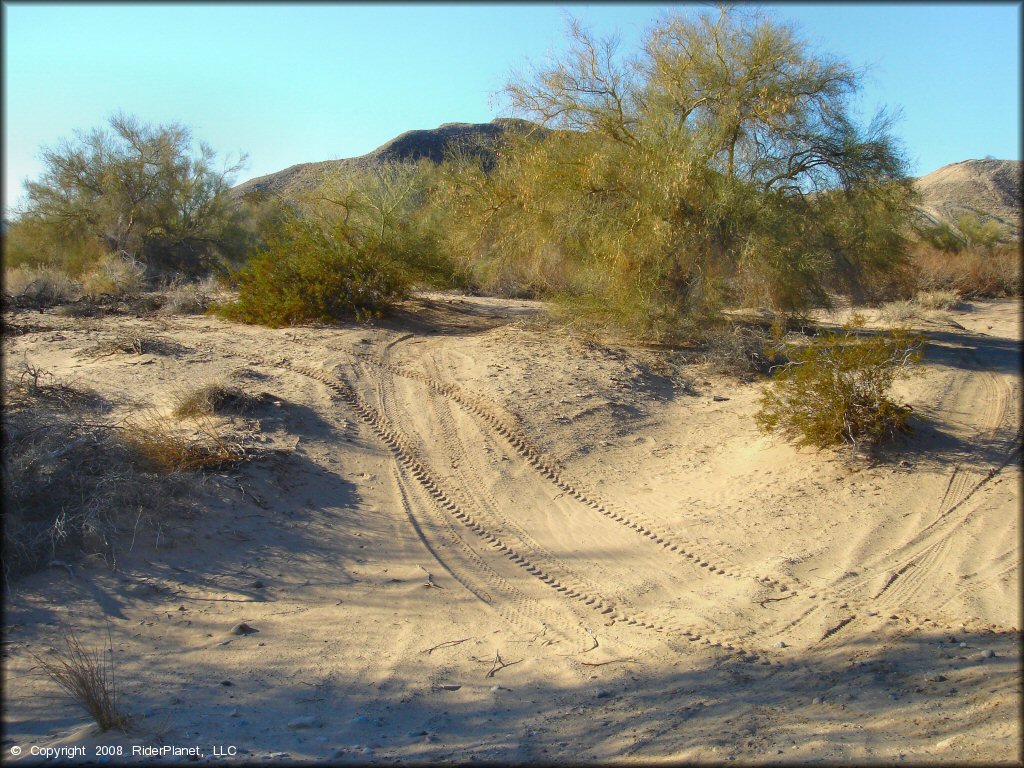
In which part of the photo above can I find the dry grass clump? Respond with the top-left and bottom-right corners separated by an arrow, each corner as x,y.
33,628 -> 130,732
878,299 -> 921,326
911,243 -> 1021,298
158,276 -> 220,315
691,320 -> 786,379
3,265 -> 82,308
756,326 -> 925,449
122,409 -> 249,474
80,253 -> 146,298
915,289 -> 962,311
172,379 -> 262,418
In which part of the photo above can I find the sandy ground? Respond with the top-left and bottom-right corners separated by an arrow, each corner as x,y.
2,293 -> 1021,765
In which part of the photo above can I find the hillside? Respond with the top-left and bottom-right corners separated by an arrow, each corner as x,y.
232,118 -> 544,199
914,159 -> 1021,239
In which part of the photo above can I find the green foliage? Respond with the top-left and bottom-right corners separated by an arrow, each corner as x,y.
436,7 -> 914,339
307,159 -> 467,290
216,212 -> 409,327
956,213 -> 1004,250
9,113 -> 252,278
916,220 -> 966,253
755,326 -> 925,449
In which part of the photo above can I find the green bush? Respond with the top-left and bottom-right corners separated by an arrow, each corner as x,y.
216,213 -> 409,327
7,113 -> 252,279
755,326 -> 925,449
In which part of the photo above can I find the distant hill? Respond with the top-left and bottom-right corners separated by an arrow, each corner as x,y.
232,118 -> 545,199
913,159 -> 1021,240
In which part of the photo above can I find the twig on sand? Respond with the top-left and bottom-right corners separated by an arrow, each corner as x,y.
757,593 -> 797,608
485,650 -> 522,678
422,637 -> 473,655
580,658 -> 638,667
419,565 -> 443,589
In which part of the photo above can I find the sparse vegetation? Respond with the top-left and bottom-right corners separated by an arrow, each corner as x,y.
2,362 -> 180,577
33,628 -> 130,732
756,326 -> 925,449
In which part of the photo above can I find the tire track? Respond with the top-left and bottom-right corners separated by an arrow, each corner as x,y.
356,349 -> 795,596
363,356 -> 760,654
278,358 -> 743,649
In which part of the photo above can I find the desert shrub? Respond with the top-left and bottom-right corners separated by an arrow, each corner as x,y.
915,289 -> 962,311
911,242 -> 1021,298
80,252 -> 147,298
33,628 -> 130,732
217,212 -> 409,327
9,113 -> 252,278
755,326 -> 925,449
172,380 -> 260,418
3,266 -> 82,307
122,409 -> 248,474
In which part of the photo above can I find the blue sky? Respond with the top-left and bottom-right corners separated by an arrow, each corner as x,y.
3,3 -> 1020,214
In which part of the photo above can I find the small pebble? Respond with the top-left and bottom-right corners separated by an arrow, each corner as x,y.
811,697 -> 821,705
981,649 -> 995,658
925,674 -> 947,682
774,641 -> 786,648
287,716 -> 322,729
595,689 -> 611,699
230,622 -> 259,636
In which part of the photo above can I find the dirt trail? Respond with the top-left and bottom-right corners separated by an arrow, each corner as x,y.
2,295 -> 1020,764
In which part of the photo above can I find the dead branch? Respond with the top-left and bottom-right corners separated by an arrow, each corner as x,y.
419,565 -> 444,589
422,637 -> 473,655
486,650 -> 523,678
757,593 -> 797,608
580,658 -> 638,667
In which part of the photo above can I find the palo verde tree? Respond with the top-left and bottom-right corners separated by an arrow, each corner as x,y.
442,7 -> 916,338
7,112 -> 251,277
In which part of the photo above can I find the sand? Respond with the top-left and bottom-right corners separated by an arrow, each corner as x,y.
2,293 -> 1020,764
